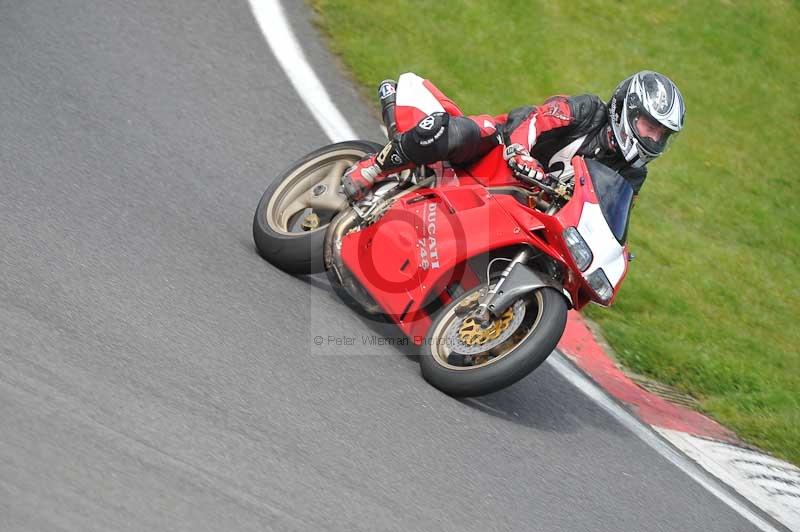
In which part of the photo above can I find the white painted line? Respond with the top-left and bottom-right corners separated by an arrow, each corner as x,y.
247,4 -> 786,531
656,428 -> 800,531
248,0 -> 357,142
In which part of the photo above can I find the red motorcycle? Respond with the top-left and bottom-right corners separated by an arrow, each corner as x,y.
254,75 -> 634,396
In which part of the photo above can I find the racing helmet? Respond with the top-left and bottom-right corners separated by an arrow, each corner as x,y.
609,71 -> 685,164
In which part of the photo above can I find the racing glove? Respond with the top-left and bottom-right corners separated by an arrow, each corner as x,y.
503,143 -> 547,184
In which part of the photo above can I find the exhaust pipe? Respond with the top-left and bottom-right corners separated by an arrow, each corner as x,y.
324,209 -> 383,314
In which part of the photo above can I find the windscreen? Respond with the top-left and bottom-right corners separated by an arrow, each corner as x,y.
584,159 -> 634,243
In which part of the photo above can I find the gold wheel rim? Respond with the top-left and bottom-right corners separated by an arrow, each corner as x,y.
429,286 -> 545,371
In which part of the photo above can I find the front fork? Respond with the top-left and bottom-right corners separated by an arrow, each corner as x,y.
473,248 -> 530,323
473,247 -> 551,324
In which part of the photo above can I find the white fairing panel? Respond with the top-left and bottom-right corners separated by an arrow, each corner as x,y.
396,72 -> 445,115
577,203 -> 627,286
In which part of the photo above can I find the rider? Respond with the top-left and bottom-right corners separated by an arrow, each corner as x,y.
341,71 -> 685,202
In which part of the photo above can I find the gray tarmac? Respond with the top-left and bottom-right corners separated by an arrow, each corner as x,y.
0,1 -> 763,530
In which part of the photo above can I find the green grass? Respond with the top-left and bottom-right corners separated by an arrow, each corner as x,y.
309,0 -> 800,464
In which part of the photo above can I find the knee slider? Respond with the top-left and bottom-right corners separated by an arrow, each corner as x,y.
400,112 -> 450,163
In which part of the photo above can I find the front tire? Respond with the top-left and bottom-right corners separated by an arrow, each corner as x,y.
253,140 -> 382,274
420,284 -> 568,397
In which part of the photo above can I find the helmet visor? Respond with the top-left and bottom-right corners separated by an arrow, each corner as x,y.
628,110 -> 676,157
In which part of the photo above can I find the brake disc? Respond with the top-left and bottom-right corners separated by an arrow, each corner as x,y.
445,298 -> 527,355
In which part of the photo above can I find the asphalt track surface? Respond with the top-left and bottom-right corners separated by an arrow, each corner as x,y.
0,2 -> 768,531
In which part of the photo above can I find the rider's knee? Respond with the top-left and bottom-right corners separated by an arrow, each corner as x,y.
399,113 -> 488,166
399,112 -> 450,164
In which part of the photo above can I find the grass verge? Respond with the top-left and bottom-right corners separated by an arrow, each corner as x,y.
309,0 -> 800,464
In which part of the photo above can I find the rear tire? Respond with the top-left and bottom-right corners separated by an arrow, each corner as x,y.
419,285 -> 568,397
253,140 -> 382,274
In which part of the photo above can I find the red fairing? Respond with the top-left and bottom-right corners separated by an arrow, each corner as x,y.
339,185 -> 534,343
340,152 -> 631,340
556,157 -> 596,226
461,145 -> 520,188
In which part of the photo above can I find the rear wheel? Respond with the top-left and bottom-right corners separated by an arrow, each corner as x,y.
253,141 -> 382,274
419,283 -> 568,397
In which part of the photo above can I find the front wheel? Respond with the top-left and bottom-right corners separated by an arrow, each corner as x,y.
420,284 -> 568,397
253,140 -> 382,274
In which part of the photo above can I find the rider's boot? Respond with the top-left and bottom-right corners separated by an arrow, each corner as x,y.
341,139 -> 414,201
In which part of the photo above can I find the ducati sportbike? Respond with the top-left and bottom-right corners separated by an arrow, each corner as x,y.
253,76 -> 634,396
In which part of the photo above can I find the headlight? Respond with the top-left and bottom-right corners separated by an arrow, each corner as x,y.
563,227 -> 593,271
586,269 -> 613,304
